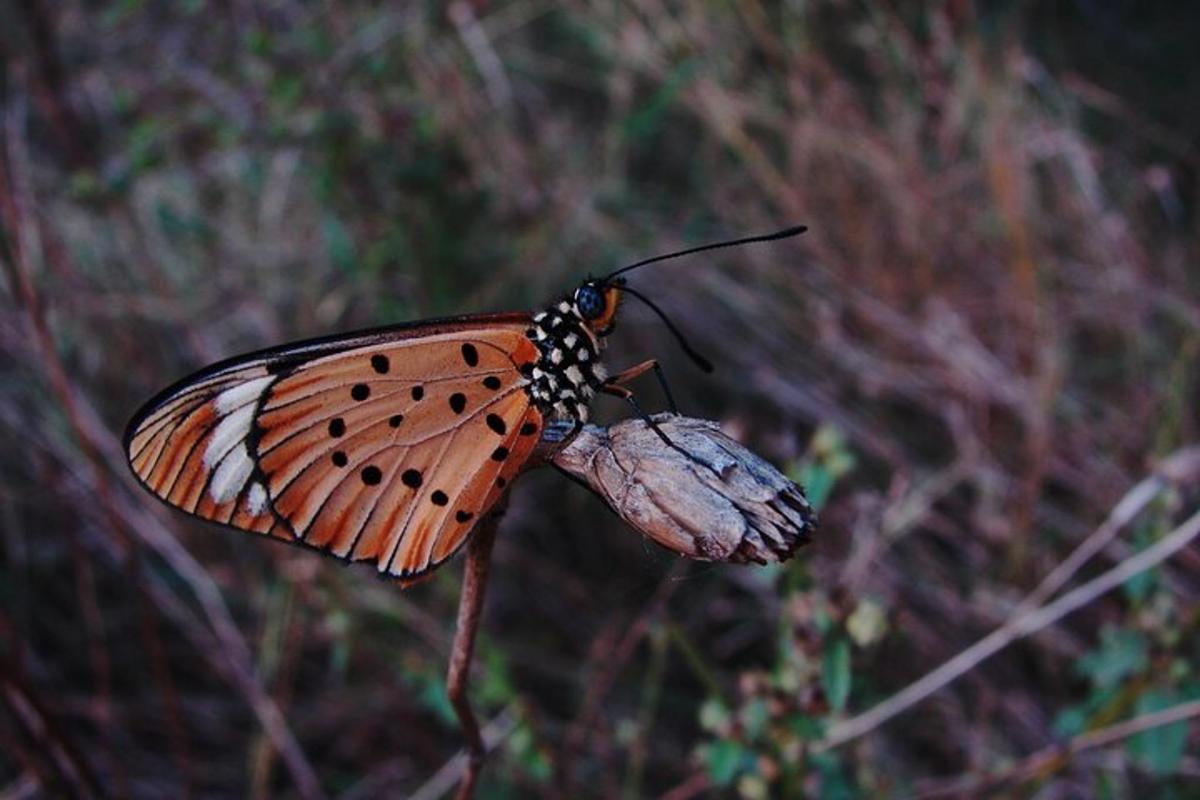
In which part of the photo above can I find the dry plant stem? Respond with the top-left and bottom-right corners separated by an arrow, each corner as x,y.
448,1 -> 513,109
915,698 -> 1200,798
820,504 -> 1200,750
447,506 -> 503,800
559,564 -> 683,793
1011,470 -> 1170,617
1,107 -> 321,798
657,771 -> 712,800
407,709 -> 518,800
0,656 -> 106,799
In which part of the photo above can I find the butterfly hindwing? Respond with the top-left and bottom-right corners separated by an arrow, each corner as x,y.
255,331 -> 541,575
128,364 -> 280,536
124,316 -> 543,579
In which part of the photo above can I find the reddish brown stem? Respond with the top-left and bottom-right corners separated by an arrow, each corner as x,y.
447,505 -> 504,800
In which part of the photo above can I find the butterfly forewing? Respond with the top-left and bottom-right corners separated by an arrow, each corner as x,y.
124,316 -> 544,580
128,364 -> 280,534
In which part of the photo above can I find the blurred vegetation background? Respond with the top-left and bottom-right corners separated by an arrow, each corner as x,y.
3,1 -> 1200,798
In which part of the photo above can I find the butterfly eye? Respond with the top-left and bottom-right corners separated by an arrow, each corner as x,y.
574,284 -> 606,320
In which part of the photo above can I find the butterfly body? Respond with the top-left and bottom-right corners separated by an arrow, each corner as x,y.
125,227 -> 805,583
524,290 -> 615,422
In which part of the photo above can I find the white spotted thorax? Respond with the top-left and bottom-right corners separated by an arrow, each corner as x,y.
524,296 -> 609,422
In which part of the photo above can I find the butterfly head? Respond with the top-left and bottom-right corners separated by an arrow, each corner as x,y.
573,280 -> 623,337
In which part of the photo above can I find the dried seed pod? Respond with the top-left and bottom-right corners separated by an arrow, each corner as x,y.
547,415 -> 816,563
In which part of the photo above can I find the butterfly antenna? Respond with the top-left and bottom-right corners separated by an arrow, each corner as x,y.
602,224 -> 807,282
618,284 -> 714,373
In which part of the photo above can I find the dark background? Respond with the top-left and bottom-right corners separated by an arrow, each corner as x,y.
2,1 -> 1199,797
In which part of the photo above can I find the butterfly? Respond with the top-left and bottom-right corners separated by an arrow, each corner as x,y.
124,226 -> 805,582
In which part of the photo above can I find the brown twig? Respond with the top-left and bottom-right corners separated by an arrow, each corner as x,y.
820,499 -> 1200,751
1,91 -> 129,799
446,501 -> 505,800
0,655 -> 106,800
558,563 -> 683,794
914,698 -> 1200,798
2,89 -> 325,800
407,708 -> 518,800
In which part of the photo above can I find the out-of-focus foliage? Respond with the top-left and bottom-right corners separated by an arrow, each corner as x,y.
2,2 -> 1199,798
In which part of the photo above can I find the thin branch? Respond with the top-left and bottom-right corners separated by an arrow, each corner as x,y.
448,1 -> 514,109
1011,470 -> 1167,618
558,562 -> 684,792
819,503 -> 1200,750
0,101 -> 324,800
914,698 -> 1200,797
405,709 -> 518,800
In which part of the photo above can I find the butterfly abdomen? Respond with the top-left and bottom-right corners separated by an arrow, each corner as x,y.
525,298 -> 608,422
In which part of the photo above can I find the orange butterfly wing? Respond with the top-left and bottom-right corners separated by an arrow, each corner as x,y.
125,315 -> 544,579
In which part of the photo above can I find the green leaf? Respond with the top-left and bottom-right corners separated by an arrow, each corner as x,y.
321,214 -> 357,274
740,698 -> 770,741
1126,691 -> 1188,775
1122,522 -> 1161,603
1052,705 -> 1089,738
823,636 -> 852,712
477,646 -> 516,706
506,720 -> 552,783
698,698 -> 730,733
796,463 -> 835,510
810,751 -> 856,800
622,60 -> 699,141
1075,627 -> 1147,689
788,714 -> 826,741
418,677 -> 455,726
705,739 -> 747,787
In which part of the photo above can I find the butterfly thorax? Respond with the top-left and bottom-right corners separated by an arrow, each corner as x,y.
524,297 -> 609,422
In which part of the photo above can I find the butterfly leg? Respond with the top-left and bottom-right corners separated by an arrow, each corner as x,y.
447,506 -> 504,800
599,381 -> 678,449
603,358 -> 679,414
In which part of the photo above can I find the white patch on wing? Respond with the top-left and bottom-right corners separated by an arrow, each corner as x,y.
565,365 -> 584,386
210,443 -> 254,504
245,481 -> 268,515
203,402 -> 256,468
214,376 -> 272,414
